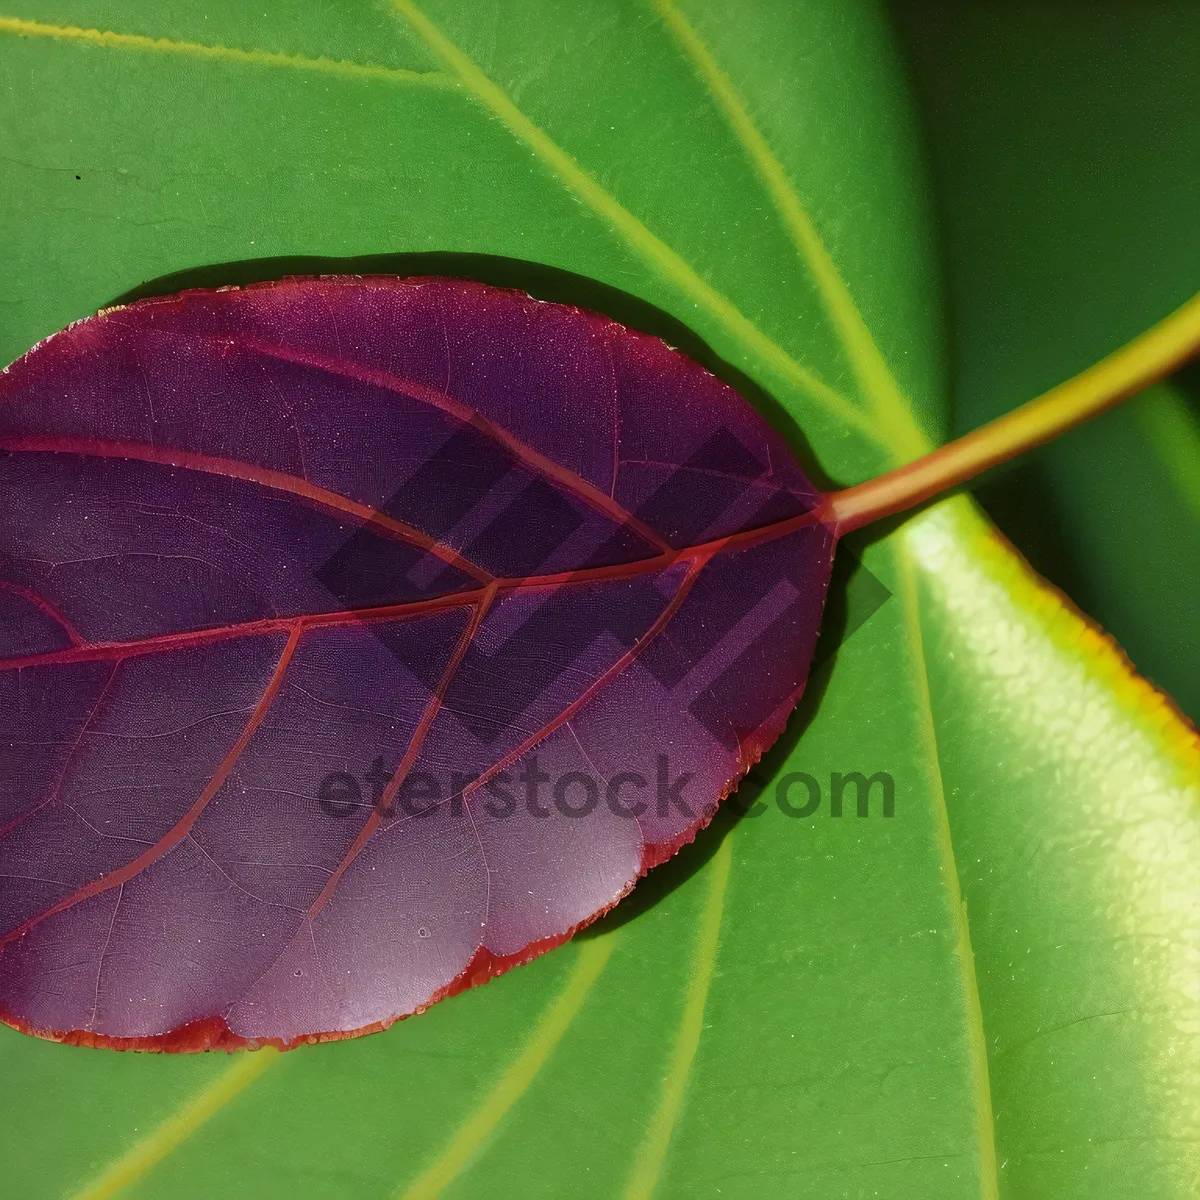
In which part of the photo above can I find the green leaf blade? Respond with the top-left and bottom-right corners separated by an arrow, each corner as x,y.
1,3 -> 1195,1198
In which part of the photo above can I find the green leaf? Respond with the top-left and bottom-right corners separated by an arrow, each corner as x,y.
0,3 -> 1195,1199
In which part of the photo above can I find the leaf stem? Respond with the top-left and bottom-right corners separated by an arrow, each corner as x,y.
821,292 -> 1200,535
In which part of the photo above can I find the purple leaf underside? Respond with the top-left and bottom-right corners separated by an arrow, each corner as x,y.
0,277 -> 833,1050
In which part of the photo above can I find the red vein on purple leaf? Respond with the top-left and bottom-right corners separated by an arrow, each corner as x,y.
0,578 -> 86,645
305,586 -> 497,923
0,622 -> 303,945
201,331 -> 673,554
0,433 -> 494,584
464,557 -> 707,805
0,664 -> 120,841
0,510 -> 825,676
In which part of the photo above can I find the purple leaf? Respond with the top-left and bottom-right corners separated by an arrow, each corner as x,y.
0,277 -> 833,1050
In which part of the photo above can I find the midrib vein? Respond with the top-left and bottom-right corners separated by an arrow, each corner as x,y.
652,0 -> 929,463
895,542 -> 1001,1199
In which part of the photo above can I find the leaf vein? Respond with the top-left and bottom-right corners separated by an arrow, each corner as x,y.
622,832 -> 733,1199
395,936 -> 618,1200
387,0 -> 872,439
652,0 -> 927,461
0,15 -> 453,88
894,539 -> 1000,1200
67,1048 -> 279,1200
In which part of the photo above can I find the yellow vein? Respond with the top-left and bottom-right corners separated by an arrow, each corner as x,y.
653,0 -> 927,461
622,835 -> 732,1200
388,0 -> 873,440
0,16 -> 454,87
68,1047 -> 280,1200
893,541 -> 1000,1200
1134,382 -> 1200,524
395,935 -> 618,1200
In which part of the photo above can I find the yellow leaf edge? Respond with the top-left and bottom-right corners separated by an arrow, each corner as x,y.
903,495 -> 1200,791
